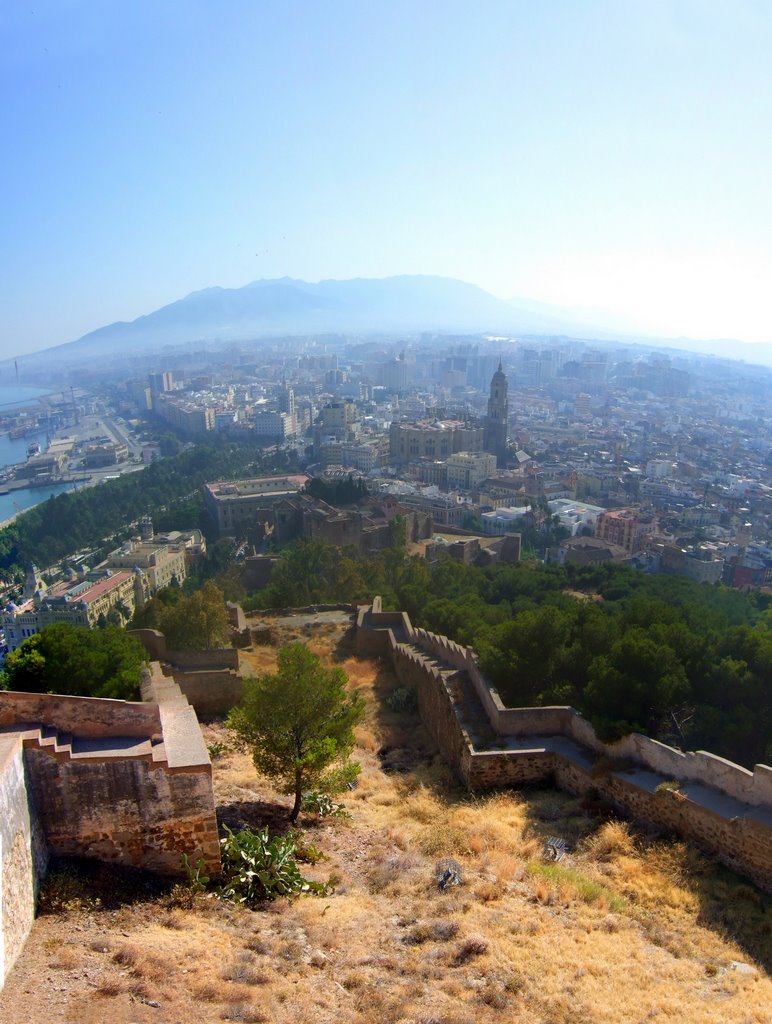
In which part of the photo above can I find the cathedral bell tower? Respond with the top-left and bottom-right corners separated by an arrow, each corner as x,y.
483,359 -> 509,467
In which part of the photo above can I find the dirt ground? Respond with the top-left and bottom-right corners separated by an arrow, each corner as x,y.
2,621 -> 771,1024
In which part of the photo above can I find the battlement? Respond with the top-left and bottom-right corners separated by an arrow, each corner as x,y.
0,685 -> 220,989
357,598 -> 772,893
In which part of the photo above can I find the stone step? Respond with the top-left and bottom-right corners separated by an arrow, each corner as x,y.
68,735 -> 155,760
3,723 -> 159,763
400,640 -> 496,749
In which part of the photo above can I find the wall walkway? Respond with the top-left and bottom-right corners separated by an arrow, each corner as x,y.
357,598 -> 772,893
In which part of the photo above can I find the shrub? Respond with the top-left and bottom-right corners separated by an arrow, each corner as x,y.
584,820 -> 635,860
300,791 -> 351,819
453,934 -> 489,965
37,865 -> 95,913
386,686 -> 418,713
404,922 -> 434,945
287,829 -> 327,865
432,919 -> 460,941
655,779 -> 684,794
218,825 -> 327,903
527,862 -> 626,913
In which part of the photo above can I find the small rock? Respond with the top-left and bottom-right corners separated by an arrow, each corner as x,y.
730,960 -> 758,976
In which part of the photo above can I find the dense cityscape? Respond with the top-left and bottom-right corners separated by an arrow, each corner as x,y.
5,1 -> 772,1018
2,331 -> 771,649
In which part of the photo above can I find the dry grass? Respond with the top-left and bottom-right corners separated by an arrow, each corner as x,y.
3,619 -> 772,1024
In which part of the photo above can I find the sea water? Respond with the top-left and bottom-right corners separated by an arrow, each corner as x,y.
0,386 -> 66,523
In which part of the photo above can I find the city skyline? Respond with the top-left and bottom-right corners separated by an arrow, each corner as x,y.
4,1 -> 772,356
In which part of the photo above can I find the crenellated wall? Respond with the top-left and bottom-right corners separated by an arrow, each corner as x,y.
140,660 -> 244,717
0,685 -> 221,991
357,599 -> 772,893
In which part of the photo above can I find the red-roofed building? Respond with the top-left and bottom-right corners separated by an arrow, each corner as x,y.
2,569 -> 144,652
39,570 -> 141,629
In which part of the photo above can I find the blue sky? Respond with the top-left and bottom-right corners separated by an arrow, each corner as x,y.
3,1 -> 772,356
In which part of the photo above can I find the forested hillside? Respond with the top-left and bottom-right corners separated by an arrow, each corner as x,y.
244,541 -> 772,768
0,442 -> 297,581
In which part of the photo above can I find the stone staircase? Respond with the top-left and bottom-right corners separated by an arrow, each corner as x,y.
395,638 -> 496,749
0,722 -> 168,765
357,598 -> 772,894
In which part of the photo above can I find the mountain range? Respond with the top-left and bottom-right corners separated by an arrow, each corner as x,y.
12,275 -> 772,368
43,275 -> 583,360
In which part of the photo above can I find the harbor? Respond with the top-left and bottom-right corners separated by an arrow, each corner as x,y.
0,403 -> 147,528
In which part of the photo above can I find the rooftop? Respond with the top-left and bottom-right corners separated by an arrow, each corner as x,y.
44,571 -> 134,606
205,475 -> 309,499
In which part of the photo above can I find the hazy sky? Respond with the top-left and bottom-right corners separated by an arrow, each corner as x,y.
3,1 -> 772,356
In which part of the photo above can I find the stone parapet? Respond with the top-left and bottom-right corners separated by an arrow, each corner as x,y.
357,598 -> 772,893
0,691 -> 220,878
0,691 -> 161,739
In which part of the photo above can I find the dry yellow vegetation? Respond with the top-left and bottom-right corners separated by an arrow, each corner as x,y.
2,623 -> 770,1024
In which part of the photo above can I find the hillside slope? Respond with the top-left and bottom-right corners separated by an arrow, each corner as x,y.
2,620 -> 769,1024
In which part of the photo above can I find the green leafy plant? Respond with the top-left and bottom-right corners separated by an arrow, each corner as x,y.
300,791 -> 351,819
527,862 -> 626,913
180,853 -> 211,893
286,829 -> 327,865
207,740 -> 228,760
385,686 -> 418,713
218,825 -> 327,903
37,866 -> 93,913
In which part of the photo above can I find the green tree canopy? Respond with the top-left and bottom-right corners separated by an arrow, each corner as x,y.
132,580 -> 230,649
1,623 -> 145,700
227,643 -> 365,821
237,537 -> 772,767
0,439 -> 296,578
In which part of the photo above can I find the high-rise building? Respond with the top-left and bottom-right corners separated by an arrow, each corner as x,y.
483,360 -> 509,466
381,355 -> 408,394
278,380 -> 296,417
149,371 -> 173,395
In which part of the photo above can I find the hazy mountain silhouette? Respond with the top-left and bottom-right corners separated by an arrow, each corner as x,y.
36,275 -> 582,359
11,275 -> 772,367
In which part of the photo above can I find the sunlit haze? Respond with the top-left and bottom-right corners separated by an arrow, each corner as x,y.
3,0 -> 772,356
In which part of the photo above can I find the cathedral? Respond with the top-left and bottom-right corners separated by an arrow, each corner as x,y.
483,359 -> 509,467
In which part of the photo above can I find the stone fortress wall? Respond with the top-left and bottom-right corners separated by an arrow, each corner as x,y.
357,597 -> 772,894
0,734 -> 48,994
0,686 -> 220,989
131,630 -> 244,716
4,597 -> 772,987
